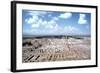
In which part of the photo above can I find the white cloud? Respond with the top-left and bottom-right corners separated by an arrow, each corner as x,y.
52,17 -> 59,21
31,24 -> 40,28
43,25 -> 82,35
78,14 -> 87,24
25,11 -> 47,29
25,11 -> 73,30
63,26 -> 83,35
26,16 -> 58,29
25,15 -> 40,28
45,24 -> 54,29
43,20 -> 57,29
48,20 -> 56,25
25,11 -> 47,24
59,12 -> 72,19
25,15 -> 39,24
24,11 -> 84,35
41,20 -> 47,26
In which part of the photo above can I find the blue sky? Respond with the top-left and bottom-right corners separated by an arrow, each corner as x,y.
22,10 -> 91,36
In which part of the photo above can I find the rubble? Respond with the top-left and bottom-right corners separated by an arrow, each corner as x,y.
22,36 -> 91,63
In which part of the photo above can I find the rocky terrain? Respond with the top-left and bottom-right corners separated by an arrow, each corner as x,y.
22,36 -> 91,63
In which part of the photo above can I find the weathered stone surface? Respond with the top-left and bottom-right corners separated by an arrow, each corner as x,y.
22,37 -> 91,63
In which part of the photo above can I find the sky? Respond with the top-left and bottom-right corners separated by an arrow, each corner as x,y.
22,10 -> 91,36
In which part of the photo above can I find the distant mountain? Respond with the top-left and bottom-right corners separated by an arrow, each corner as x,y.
23,34 -> 90,39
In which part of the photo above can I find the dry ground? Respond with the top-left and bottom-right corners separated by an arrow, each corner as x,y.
22,37 -> 91,63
